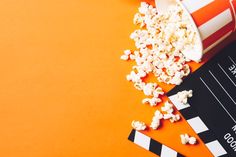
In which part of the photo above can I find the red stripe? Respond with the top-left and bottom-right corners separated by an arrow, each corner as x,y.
203,21 -> 234,49
191,0 -> 230,27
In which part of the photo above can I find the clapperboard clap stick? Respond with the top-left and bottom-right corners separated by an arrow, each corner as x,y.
128,129 -> 185,157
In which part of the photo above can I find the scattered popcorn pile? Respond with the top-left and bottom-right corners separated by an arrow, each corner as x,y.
121,2 -> 199,106
132,101 -> 181,130
142,85 -> 164,106
176,90 -> 193,104
161,101 -> 181,123
131,120 -> 147,131
131,91 -> 195,145
150,110 -> 163,129
180,134 -> 197,145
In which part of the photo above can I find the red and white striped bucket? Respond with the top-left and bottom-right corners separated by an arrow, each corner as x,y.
156,0 -> 236,61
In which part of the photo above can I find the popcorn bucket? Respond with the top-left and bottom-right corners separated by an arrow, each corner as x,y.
155,0 -> 236,61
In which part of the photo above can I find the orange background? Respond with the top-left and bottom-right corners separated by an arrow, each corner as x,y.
0,0 -> 235,157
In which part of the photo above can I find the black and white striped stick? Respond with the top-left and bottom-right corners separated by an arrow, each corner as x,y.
128,129 -> 185,157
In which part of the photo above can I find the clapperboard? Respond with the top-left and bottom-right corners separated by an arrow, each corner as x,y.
168,42 -> 236,157
128,42 -> 236,157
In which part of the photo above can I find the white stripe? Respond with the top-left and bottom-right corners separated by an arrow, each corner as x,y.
229,56 -> 236,65
187,117 -> 209,134
160,145 -> 177,157
169,94 -> 190,110
181,0 -> 214,13
198,9 -> 232,40
206,140 -> 227,157
209,70 -> 236,104
203,31 -> 232,53
200,77 -> 236,123
229,0 -> 236,31
134,131 -> 150,150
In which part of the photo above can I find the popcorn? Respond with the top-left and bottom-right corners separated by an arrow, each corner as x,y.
137,69 -> 147,78
123,3 -> 199,130
121,2 -> 197,88
131,120 -> 147,131
180,134 -> 189,145
138,2 -> 150,14
142,97 -> 161,107
169,73 -> 183,85
150,119 -> 160,130
163,113 -> 173,120
141,83 -> 163,106
154,110 -> 163,119
134,13 -> 145,28
153,87 -> 164,98
126,71 -> 142,83
120,55 -> 129,61
182,64 -> 191,76
120,50 -> 132,60
189,136 -> 197,145
149,102 -> 180,130
150,110 -> 163,130
149,97 -> 162,106
161,101 -> 181,123
170,114 -> 181,123
143,83 -> 157,96
134,82 -> 145,91
176,90 -> 193,104
161,101 -> 173,113
130,54 -> 136,60
124,50 -> 132,55
180,134 -> 197,145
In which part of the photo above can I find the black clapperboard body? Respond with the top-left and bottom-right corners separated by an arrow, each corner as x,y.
168,42 -> 236,157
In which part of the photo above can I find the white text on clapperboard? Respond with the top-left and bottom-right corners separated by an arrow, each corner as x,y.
229,64 -> 236,78
224,125 -> 236,151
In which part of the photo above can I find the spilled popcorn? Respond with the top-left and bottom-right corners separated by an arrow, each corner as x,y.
161,101 -> 181,123
126,2 -> 200,147
121,2 -> 200,106
150,110 -> 163,130
149,101 -> 181,130
176,90 -> 193,104
180,134 -> 197,145
120,50 -> 132,61
131,120 -> 147,131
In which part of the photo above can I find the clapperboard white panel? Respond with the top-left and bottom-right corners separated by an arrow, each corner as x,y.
168,42 -> 236,156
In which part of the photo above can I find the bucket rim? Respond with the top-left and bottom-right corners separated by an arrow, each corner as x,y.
176,0 -> 203,62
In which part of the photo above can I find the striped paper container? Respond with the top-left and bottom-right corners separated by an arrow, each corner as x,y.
156,0 -> 236,61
